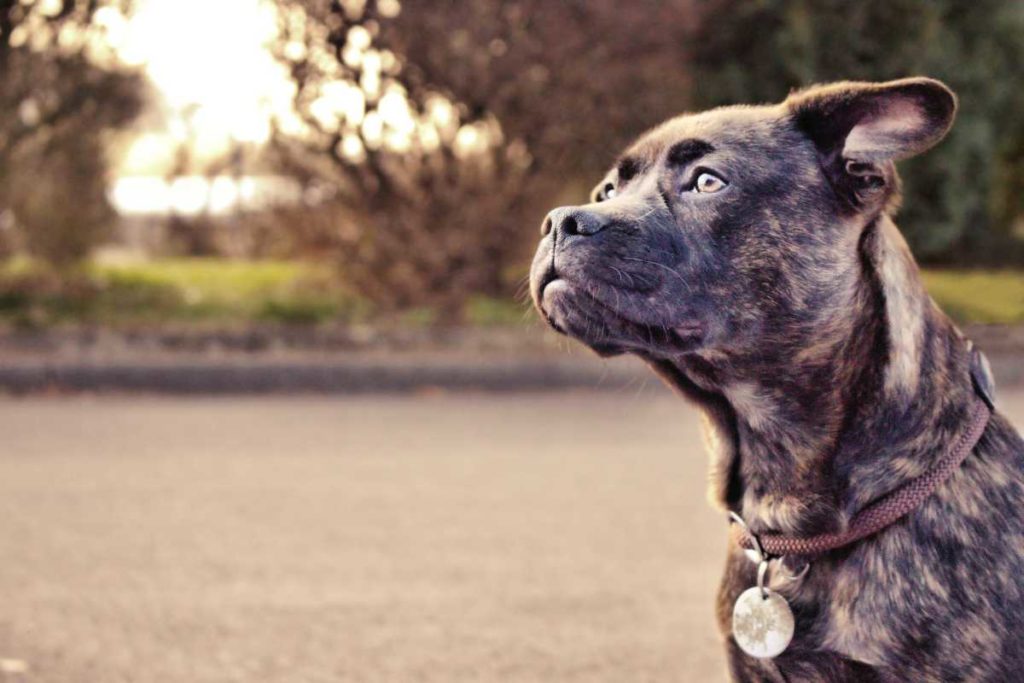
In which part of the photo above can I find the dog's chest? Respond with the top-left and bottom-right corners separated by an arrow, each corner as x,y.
813,520 -> 1012,679
817,561 -> 901,667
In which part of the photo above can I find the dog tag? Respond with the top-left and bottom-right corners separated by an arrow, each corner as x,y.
732,587 -> 795,659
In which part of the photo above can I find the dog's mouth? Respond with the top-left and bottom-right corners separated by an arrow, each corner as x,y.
537,275 -> 569,332
537,275 -> 704,356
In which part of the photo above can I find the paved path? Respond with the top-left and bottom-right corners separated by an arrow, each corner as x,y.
0,392 -> 1021,682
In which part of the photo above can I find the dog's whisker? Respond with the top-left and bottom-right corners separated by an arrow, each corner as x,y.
620,256 -> 691,294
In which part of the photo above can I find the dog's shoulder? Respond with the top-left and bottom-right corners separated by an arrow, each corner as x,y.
817,412 -> 1024,680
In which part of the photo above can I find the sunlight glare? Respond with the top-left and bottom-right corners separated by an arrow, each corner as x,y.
120,0 -> 295,147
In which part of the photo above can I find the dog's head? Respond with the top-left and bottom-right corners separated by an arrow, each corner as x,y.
530,78 -> 956,360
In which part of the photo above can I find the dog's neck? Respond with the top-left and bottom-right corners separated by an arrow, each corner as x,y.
649,215 -> 977,537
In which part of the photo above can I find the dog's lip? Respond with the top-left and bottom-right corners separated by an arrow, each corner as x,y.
579,286 -> 705,341
541,277 -> 568,299
537,274 -> 566,313
537,266 -> 561,297
537,277 -> 568,332
541,278 -> 705,350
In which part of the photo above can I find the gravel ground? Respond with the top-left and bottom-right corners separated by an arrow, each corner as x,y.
0,391 -> 1021,683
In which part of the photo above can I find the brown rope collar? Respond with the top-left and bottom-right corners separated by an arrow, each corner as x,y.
730,396 -> 992,558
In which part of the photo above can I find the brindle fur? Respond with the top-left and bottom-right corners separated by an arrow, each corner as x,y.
528,78 -> 1024,681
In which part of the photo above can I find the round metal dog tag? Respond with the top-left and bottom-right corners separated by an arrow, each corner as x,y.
732,587 -> 795,659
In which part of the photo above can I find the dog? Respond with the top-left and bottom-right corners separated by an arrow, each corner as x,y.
529,77 -> 1024,681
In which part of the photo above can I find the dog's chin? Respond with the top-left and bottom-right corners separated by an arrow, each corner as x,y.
538,279 -> 704,357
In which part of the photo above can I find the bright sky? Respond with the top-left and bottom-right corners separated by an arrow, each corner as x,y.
105,0 -> 479,214
111,0 -> 297,175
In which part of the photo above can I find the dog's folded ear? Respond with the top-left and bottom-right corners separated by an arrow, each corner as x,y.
786,77 -> 957,163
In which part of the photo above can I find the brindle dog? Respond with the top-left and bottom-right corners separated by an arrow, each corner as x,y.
529,78 -> 1024,682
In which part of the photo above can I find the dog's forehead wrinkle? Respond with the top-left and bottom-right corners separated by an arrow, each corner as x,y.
620,105 -> 799,171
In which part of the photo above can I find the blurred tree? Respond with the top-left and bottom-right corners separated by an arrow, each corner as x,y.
270,0 -> 696,317
690,0 -> 1024,264
8,127 -> 118,266
269,0 -> 527,318
380,0 -> 696,181
0,0 -> 142,268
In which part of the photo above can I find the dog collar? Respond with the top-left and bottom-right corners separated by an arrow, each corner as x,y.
730,392 -> 992,559
727,388 -> 991,659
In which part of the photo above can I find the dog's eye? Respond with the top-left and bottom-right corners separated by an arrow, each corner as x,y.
693,172 -> 727,194
598,182 -> 616,202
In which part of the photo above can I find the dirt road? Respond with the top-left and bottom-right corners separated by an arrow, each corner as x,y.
1,391 -> 1021,682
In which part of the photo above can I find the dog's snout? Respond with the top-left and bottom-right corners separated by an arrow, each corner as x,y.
543,207 -> 610,238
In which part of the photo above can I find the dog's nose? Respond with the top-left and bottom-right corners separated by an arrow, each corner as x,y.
541,207 -> 610,238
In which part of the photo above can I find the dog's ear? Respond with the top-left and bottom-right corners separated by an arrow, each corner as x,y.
786,78 -> 956,206
786,77 -> 957,162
